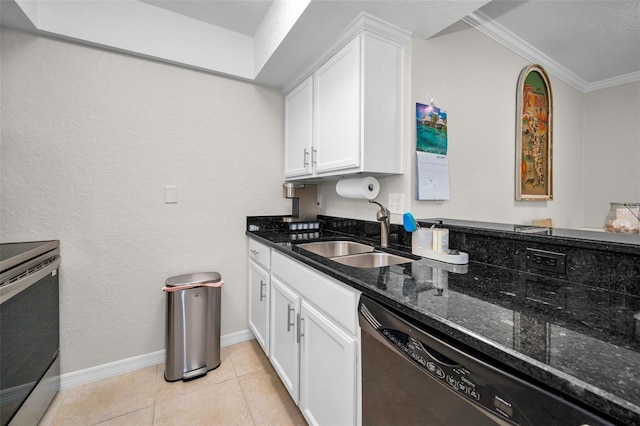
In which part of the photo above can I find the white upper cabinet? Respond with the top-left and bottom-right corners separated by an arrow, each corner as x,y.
313,36 -> 362,174
283,17 -> 410,180
284,76 -> 314,178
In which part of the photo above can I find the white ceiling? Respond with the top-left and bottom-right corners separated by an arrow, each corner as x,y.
467,0 -> 640,91
139,0 -> 274,36
137,0 -> 640,91
2,0 -> 639,92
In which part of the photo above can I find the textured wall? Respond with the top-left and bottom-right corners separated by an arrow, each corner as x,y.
0,28 -> 289,373
582,81 -> 640,228
320,22 -> 587,230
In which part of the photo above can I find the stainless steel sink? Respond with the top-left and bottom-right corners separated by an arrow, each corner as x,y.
297,241 -> 375,257
296,240 -> 414,268
331,252 -> 415,268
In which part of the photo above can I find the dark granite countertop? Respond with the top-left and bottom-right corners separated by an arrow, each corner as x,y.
246,223 -> 640,425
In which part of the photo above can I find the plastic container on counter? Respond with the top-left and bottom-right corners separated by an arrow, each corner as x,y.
604,202 -> 640,233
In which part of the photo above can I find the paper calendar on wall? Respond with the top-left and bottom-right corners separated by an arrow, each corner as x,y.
416,101 -> 450,200
416,152 -> 450,200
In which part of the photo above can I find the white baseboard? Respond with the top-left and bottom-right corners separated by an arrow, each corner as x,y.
60,329 -> 255,390
221,328 -> 255,347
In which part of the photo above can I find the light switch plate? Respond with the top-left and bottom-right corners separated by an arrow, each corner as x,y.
164,186 -> 178,204
388,193 -> 405,215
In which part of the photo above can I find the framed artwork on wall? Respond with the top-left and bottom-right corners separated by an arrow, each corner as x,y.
515,64 -> 553,201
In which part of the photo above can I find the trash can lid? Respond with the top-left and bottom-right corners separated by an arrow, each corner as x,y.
165,272 -> 222,287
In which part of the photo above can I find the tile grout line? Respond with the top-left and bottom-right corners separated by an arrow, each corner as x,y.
227,346 -> 257,425
233,361 -> 259,425
152,363 -> 158,425
44,343 -> 277,425
93,365 -> 158,426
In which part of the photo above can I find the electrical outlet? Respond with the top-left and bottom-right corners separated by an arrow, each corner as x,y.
388,193 -> 405,215
525,248 -> 566,274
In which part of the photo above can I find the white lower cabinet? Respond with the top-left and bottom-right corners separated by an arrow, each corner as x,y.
270,250 -> 360,426
248,260 -> 270,355
248,239 -> 271,355
270,276 -> 301,403
299,300 -> 357,426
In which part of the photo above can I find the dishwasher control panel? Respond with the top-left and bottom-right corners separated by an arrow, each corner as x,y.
360,296 -> 615,426
381,327 -> 517,422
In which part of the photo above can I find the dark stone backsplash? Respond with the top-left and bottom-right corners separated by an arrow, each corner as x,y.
251,215 -> 640,297
413,219 -> 640,298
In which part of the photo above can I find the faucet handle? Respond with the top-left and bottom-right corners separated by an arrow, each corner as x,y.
369,200 -> 390,217
369,200 -> 390,248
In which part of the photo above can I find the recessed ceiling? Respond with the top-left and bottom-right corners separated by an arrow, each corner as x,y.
139,0 -> 273,36
137,0 -> 640,91
2,0 -> 639,92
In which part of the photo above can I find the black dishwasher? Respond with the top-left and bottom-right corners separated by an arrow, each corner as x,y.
359,295 -> 614,425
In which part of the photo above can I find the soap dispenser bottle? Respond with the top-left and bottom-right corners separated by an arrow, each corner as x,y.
432,221 -> 449,253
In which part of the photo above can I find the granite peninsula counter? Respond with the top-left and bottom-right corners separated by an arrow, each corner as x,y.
247,216 -> 640,425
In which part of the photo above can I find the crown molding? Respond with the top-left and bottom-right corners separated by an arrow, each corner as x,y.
465,10 -> 640,93
283,12 -> 411,93
584,71 -> 640,93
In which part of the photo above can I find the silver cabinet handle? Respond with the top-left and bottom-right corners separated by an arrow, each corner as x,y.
303,148 -> 309,168
296,314 -> 305,343
287,304 -> 295,332
250,249 -> 259,256
311,148 -> 317,166
259,280 -> 266,302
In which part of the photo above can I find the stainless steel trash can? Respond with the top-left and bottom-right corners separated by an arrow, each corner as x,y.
164,272 -> 223,382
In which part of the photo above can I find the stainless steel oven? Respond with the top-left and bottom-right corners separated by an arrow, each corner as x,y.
0,241 -> 61,426
359,295 -> 613,426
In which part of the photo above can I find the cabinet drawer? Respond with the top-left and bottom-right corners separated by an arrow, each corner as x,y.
271,251 -> 360,335
249,239 -> 271,270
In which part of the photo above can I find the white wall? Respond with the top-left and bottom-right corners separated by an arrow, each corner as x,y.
0,28 -> 289,374
320,22 -> 587,229
2,18 -> 637,378
582,81 -> 640,228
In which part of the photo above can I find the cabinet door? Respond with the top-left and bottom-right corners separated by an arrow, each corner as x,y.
270,277 -> 301,403
284,76 -> 314,178
248,260 -> 270,356
299,300 -> 357,426
313,35 -> 361,174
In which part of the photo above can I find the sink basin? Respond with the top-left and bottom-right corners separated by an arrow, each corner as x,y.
331,252 -> 415,268
296,241 -> 375,258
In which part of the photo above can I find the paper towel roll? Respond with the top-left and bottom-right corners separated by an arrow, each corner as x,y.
335,176 -> 380,200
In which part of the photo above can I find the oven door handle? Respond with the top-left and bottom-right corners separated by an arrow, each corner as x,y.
0,254 -> 60,304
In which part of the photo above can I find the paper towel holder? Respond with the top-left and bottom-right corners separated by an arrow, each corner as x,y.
335,176 -> 380,200
282,182 -> 317,222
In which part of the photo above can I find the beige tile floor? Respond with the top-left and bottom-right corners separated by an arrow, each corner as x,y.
39,340 -> 307,426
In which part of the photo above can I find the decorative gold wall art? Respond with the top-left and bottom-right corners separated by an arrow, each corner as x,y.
516,64 -> 553,201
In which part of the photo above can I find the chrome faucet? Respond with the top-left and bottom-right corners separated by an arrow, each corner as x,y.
369,200 -> 390,248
